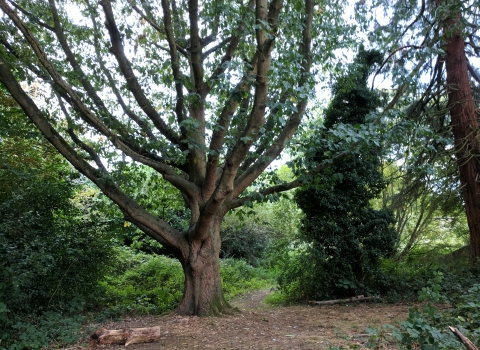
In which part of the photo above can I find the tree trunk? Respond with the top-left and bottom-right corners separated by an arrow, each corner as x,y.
175,215 -> 236,316
443,6 -> 480,264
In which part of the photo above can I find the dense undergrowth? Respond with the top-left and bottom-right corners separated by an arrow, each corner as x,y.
99,247 -> 274,318
270,254 -> 480,349
364,267 -> 480,350
0,247 -> 274,350
2,236 -> 479,350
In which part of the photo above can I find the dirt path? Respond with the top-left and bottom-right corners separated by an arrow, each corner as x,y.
73,291 -> 411,349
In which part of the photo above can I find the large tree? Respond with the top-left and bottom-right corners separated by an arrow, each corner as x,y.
0,0 -> 352,315
439,0 -> 480,263
363,0 -> 480,263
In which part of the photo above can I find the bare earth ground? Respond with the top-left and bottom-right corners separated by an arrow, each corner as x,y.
68,291 -> 413,350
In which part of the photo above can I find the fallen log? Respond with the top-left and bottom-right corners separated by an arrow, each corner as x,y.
449,326 -> 478,350
307,295 -> 381,305
91,326 -> 161,346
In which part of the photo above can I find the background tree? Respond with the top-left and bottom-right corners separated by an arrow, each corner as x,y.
279,48 -> 398,300
0,0 -> 355,315
378,161 -> 468,261
439,0 -> 480,263
362,0 -> 480,263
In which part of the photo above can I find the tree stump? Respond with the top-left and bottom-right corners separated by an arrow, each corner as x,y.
91,326 -> 161,346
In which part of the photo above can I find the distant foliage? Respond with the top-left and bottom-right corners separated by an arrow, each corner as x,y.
220,222 -> 276,267
279,47 -> 398,300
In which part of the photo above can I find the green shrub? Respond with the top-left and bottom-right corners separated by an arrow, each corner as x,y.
100,249 -> 274,317
0,156 -> 114,349
0,308 -> 85,350
380,257 -> 480,303
220,223 -> 276,267
100,247 -> 184,316
220,259 -> 274,299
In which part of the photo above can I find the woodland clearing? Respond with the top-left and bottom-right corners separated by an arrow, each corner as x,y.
69,290 -> 413,350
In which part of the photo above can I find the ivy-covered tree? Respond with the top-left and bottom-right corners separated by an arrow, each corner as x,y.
282,48 -> 398,300
0,0 -> 355,315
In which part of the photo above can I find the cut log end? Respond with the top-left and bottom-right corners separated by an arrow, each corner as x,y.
91,326 -> 161,346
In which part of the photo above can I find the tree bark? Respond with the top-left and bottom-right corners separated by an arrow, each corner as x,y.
175,215 -> 236,316
442,3 -> 480,264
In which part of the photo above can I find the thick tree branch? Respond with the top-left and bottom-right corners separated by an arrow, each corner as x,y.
188,0 -> 204,97
184,0 -> 208,186
158,0 -> 207,186
0,56 -> 186,252
203,54 -> 258,196
100,0 -> 182,147
239,92 -> 288,172
228,152 -> 349,210
233,0 -> 313,198
449,326 -> 478,350
1,1 -> 193,195
160,0 -> 187,130
222,0 -> 281,177
191,0 -> 283,241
